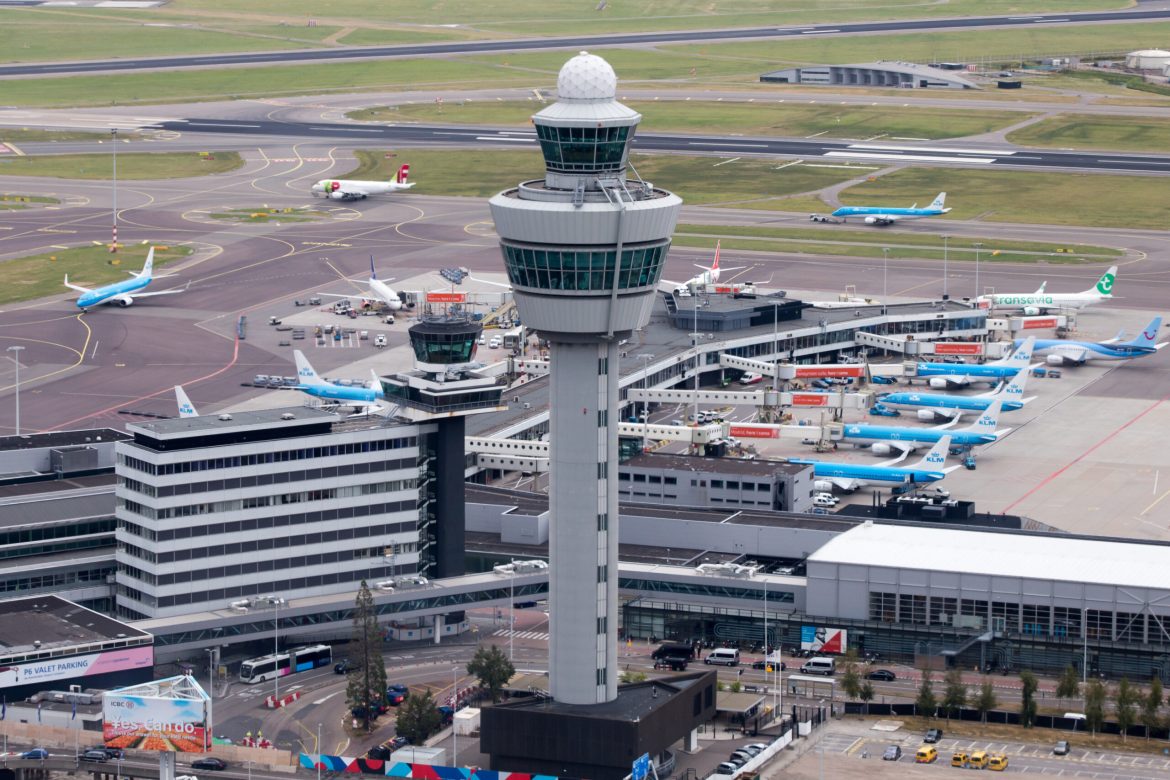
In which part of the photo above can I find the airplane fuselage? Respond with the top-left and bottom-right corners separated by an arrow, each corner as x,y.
915,363 -> 1026,381
981,293 -> 1100,313
789,459 -> 946,487
1019,339 -> 1158,363
879,392 -> 1025,414
76,275 -> 152,309
297,384 -> 381,404
842,424 -> 996,449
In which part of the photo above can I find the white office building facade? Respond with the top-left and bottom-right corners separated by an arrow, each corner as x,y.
114,409 -> 434,619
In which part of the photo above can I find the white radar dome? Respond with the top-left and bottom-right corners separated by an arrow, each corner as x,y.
556,51 -> 617,101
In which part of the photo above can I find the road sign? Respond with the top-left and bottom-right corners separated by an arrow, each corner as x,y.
632,753 -> 650,780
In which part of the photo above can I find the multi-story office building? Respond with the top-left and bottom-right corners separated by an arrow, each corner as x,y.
617,453 -> 814,514
114,408 -> 437,619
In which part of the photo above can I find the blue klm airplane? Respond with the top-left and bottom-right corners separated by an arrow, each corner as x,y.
293,350 -> 384,411
842,400 -> 1009,456
877,367 -> 1034,422
914,337 -> 1037,389
64,247 -> 186,310
826,192 -> 950,226
790,435 -> 957,492
1014,317 -> 1167,366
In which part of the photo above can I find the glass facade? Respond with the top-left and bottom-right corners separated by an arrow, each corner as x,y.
409,329 -> 478,365
502,242 -> 668,292
536,123 -> 631,173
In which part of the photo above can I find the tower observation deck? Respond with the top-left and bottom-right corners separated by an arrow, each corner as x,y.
489,51 -> 683,705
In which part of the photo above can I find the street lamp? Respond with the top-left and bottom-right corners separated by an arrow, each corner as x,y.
882,247 -> 890,300
6,346 -> 24,436
509,561 -> 515,661
637,354 -> 655,453
451,667 -> 460,768
110,128 -> 118,252
204,647 -> 217,704
973,242 -> 984,299
317,722 -> 322,780
771,302 -> 781,392
941,235 -> 950,300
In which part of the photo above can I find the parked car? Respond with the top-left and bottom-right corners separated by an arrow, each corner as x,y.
923,728 -> 943,743
751,659 -> 785,671
366,746 -> 390,761
866,669 -> 896,681
1053,740 -> 1070,756
192,758 -> 228,771
81,750 -> 109,763
882,745 -> 901,761
726,754 -> 749,768
715,763 -> 739,775
334,658 -> 352,674
22,749 -> 49,760
89,746 -> 124,760
388,735 -> 409,750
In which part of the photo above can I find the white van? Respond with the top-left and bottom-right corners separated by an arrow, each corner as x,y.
489,336 -> 502,349
801,656 -> 836,675
813,493 -> 839,508
704,648 -> 740,667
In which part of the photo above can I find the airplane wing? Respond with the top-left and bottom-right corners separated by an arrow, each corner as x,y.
932,414 -> 963,430
1156,342 -> 1170,351
129,284 -> 189,299
693,264 -> 747,272
824,477 -> 862,491
876,449 -> 913,467
63,275 -> 92,294
316,291 -> 373,300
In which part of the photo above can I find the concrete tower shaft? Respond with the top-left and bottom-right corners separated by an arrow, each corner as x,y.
489,51 -> 682,705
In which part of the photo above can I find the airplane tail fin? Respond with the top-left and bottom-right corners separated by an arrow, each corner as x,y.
294,350 -> 326,386
370,369 -> 384,395
1035,281 -> 1047,294
960,399 -> 1002,434
370,255 -> 377,280
994,368 -> 1030,402
174,386 -> 198,418
711,240 -> 721,271
928,192 -> 947,210
138,247 -> 155,279
910,435 -> 951,471
1088,265 -> 1118,298
1120,317 -> 1163,350
997,336 -> 1036,368
395,164 -> 410,185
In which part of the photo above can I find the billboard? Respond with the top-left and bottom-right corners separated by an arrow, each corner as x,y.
793,365 -> 864,378
800,625 -> 848,654
0,645 -> 153,690
791,393 -> 830,407
729,425 -> 779,439
426,292 -> 466,303
103,677 -> 211,753
1020,317 -> 1059,330
932,342 -> 982,356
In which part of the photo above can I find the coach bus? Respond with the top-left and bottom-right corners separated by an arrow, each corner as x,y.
239,644 -> 332,684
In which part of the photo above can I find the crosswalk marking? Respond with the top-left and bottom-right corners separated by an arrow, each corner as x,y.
492,628 -> 550,641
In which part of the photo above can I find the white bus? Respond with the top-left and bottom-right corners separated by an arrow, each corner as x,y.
502,326 -> 526,351
239,644 -> 332,684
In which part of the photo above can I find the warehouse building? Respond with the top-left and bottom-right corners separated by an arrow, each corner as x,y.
761,62 -> 977,89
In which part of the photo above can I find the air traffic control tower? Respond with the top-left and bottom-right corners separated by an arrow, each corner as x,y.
489,52 -> 683,705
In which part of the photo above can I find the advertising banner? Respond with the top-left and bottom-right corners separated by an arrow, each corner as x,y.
426,292 -> 466,303
1021,317 -> 1059,330
791,394 -> 830,407
792,365 -> 865,378
103,685 -> 210,753
729,426 -> 779,439
932,342 -> 983,356
0,645 -> 153,690
800,625 -> 848,654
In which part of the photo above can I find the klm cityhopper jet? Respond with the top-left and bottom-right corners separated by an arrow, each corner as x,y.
1015,317 -> 1167,366
825,192 -> 950,226
842,401 -> 1010,457
877,368 -> 1034,422
293,350 -> 384,411
64,247 -> 186,310
914,337 -> 1037,389
790,436 -> 957,493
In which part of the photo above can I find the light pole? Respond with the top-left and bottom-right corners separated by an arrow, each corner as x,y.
693,294 -> 700,429
6,346 -> 24,436
110,128 -> 118,252
451,667 -> 459,768
273,598 -> 280,703
882,247 -> 889,300
973,242 -> 984,300
772,302 -> 780,392
204,647 -> 216,703
637,354 -> 655,453
317,722 -> 322,779
941,234 -> 950,300
509,562 -> 515,661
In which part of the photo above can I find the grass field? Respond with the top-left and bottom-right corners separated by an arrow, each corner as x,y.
0,152 -> 243,179
835,168 -> 1170,229
0,244 -> 192,306
673,223 -> 1120,265
1006,114 -> 1170,153
0,129 -> 135,144
0,194 -> 59,205
208,207 -> 326,222
352,100 -> 1029,141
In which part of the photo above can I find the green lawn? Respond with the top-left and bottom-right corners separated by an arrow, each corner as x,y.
0,244 -> 193,306
0,152 -> 243,179
674,223 -> 1121,264
352,100 -> 1030,141
1007,114 -> 1170,153
0,193 -> 59,204
0,128 -> 138,143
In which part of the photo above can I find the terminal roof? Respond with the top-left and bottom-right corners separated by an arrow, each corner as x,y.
0,595 -> 150,655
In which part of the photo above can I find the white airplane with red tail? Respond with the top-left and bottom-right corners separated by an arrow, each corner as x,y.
311,164 -> 414,200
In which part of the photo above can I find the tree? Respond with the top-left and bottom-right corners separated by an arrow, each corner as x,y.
1019,670 -> 1039,728
395,689 -> 441,745
1115,677 -> 1138,741
841,649 -> 862,700
942,668 -> 968,722
467,644 -> 515,703
1085,679 -> 1107,736
1141,677 -> 1163,740
915,669 -> 937,718
975,679 -> 997,724
1055,665 -> 1081,703
346,581 -> 388,731
859,682 -> 875,716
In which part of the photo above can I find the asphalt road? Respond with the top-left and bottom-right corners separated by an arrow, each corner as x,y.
142,119 -> 1170,176
2,8 -> 1169,77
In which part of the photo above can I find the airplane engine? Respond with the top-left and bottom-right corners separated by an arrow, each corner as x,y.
329,191 -> 347,200
814,480 -> 834,493
1046,354 -> 1066,366
928,378 -> 951,390
116,297 -> 134,308
1023,306 -> 1041,316
864,216 -> 879,225
917,409 -> 940,422
870,443 -> 893,457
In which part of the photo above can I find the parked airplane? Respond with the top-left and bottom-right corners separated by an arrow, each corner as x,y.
790,435 -> 957,492
820,192 -> 950,226
317,257 -> 404,311
978,266 -> 1117,315
64,247 -> 186,310
293,350 -> 383,410
914,337 -> 1037,389
1015,317 -> 1167,365
877,368 -> 1034,422
311,164 -> 414,200
842,400 -> 1009,456
174,386 -> 198,418
667,241 -> 746,294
